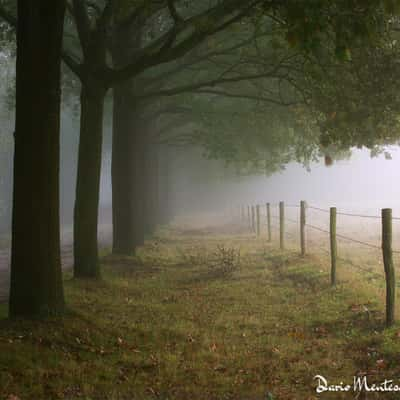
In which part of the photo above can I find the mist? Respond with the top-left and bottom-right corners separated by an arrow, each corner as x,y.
3,2 -> 400,398
169,147 -> 400,219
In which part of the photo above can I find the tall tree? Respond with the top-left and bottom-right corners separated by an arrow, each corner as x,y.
70,0 -> 264,274
9,0 -> 66,316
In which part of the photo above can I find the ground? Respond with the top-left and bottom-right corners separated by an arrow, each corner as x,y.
1,218 -> 400,400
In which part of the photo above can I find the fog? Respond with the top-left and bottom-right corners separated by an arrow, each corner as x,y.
240,147 -> 400,213
171,146 -> 400,218
3,111 -> 400,236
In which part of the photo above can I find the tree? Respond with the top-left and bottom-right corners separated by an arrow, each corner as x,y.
69,0 -> 270,274
9,0 -> 66,316
1,0 -> 269,273
2,0 -> 394,271
292,15 -> 400,158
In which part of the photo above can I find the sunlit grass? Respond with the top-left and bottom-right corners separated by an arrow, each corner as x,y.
0,222 -> 400,399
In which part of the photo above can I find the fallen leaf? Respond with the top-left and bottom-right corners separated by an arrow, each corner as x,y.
376,359 -> 386,368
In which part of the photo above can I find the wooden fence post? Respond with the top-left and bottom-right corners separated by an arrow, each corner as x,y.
279,201 -> 284,250
251,205 -> 255,233
382,208 -> 395,327
300,200 -> 306,256
266,203 -> 271,242
256,205 -> 260,237
330,207 -> 337,286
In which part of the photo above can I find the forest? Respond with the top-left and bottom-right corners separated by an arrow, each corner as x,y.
1,0 -> 400,399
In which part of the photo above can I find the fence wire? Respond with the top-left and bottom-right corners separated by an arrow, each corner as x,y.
308,204 -> 400,221
241,202 -> 400,252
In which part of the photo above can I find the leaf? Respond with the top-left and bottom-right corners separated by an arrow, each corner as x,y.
214,365 -> 226,372
384,151 -> 392,160
376,359 -> 386,368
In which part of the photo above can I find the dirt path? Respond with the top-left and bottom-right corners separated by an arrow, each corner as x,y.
0,224 -> 112,303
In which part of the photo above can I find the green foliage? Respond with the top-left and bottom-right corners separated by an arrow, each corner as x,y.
303,30 -> 400,152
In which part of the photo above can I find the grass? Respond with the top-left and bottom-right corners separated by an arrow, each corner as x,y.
1,222 -> 400,399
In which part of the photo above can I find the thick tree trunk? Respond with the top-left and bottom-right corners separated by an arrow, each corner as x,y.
112,91 -> 152,254
9,0 -> 66,317
111,90 -> 147,254
111,84 -> 136,254
111,22 -> 147,255
73,82 -> 105,278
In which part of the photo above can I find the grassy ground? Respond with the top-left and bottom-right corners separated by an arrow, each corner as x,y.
1,222 -> 400,399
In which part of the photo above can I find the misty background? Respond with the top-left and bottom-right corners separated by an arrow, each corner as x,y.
1,106 -> 400,238
1,48 -> 400,238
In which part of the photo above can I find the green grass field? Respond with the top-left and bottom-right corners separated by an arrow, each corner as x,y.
1,223 -> 400,399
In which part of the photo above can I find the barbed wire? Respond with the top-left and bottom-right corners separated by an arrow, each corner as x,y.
306,223 -> 379,249
305,223 -> 330,235
307,204 -> 400,220
304,205 -> 330,213
240,203 -> 400,221
337,233 -> 382,250
337,211 -> 380,219
242,206 -> 400,253
306,223 -> 400,253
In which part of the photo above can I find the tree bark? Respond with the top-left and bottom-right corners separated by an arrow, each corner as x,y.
73,81 -> 106,278
111,20 -> 146,255
111,84 -> 136,254
144,143 -> 159,235
9,0 -> 66,317
132,130 -> 146,247
158,148 -> 173,225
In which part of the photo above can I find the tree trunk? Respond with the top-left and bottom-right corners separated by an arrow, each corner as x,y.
111,91 -> 147,254
132,126 -> 146,247
73,82 -> 105,278
144,143 -> 159,235
111,21 -> 147,255
151,148 -> 160,229
158,148 -> 172,225
111,84 -> 136,254
9,0 -> 66,317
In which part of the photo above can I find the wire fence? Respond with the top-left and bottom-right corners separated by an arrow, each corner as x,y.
238,201 -> 399,327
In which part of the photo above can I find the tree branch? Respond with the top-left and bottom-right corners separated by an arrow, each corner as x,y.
192,89 -> 304,106
109,0 -> 263,85
166,0 -> 183,24
61,50 -> 83,78
72,0 -> 92,57
136,60 -> 296,100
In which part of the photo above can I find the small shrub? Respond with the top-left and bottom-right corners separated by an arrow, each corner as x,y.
207,245 -> 241,276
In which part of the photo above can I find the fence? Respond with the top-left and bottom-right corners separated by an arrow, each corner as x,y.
238,201 -> 399,328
